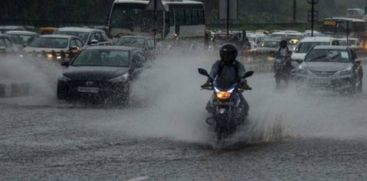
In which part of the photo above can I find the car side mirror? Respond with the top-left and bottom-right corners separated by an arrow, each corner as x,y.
61,61 -> 69,67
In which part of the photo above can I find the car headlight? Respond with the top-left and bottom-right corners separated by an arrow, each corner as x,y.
47,52 -> 62,60
59,74 -> 71,82
109,73 -> 129,83
338,67 -> 353,76
47,53 -> 53,59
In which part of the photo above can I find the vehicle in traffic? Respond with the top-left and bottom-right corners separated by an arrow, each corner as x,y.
23,34 -> 84,61
246,38 -> 281,57
198,68 -> 254,142
108,0 -> 205,39
114,35 -> 155,60
5,30 -> 38,48
270,30 -> 303,50
335,37 -> 360,48
39,27 -> 58,35
57,46 -> 145,104
303,30 -> 323,37
0,26 -> 26,33
55,27 -> 111,46
0,34 -> 20,55
321,17 -> 367,49
274,55 -> 293,88
294,46 -> 363,93
291,37 -> 338,63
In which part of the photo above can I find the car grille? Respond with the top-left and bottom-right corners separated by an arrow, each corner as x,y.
310,70 -> 337,77
69,80 -> 111,88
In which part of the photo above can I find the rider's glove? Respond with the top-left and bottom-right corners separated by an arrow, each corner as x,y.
201,81 -> 213,89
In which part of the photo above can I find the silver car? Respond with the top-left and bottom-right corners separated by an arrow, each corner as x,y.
294,45 -> 363,93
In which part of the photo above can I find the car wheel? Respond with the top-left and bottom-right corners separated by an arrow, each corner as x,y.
113,83 -> 130,106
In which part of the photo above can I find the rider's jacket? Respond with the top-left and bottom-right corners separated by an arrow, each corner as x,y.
209,60 -> 246,89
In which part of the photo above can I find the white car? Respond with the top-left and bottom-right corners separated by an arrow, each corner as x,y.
291,36 -> 339,63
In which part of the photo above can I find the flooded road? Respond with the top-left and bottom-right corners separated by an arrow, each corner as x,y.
1,52 -> 367,180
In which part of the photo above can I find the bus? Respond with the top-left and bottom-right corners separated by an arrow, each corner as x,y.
346,8 -> 365,19
321,17 -> 367,50
107,0 -> 205,39
321,17 -> 366,37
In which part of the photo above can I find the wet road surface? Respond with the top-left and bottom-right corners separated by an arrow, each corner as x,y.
1,54 -> 367,180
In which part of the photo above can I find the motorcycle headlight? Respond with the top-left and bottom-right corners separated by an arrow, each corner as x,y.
59,74 -> 71,82
109,73 -> 129,83
338,67 -> 353,76
214,87 -> 234,101
216,91 -> 231,100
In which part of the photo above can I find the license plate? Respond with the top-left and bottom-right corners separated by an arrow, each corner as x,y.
77,87 -> 99,93
313,79 -> 330,84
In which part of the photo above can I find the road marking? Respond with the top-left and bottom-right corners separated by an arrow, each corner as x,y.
126,176 -> 150,181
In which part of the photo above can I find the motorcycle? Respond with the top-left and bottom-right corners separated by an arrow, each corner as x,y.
198,68 -> 254,142
273,55 -> 293,87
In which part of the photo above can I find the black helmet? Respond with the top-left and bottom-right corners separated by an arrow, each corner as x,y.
220,44 -> 238,63
280,40 -> 288,48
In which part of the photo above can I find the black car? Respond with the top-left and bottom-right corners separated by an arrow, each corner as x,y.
114,36 -> 155,60
57,46 -> 144,104
294,45 -> 363,93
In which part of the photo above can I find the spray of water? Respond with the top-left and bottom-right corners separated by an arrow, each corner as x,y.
0,55 -> 62,104
2,46 -> 367,147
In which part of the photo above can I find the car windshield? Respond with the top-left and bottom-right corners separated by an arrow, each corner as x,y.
72,49 -> 129,67
55,31 -> 89,43
28,37 -> 69,48
116,37 -> 145,48
9,34 -> 35,45
295,42 -> 330,53
305,49 -> 351,63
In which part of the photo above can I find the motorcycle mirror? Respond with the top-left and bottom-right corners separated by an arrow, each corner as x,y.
198,68 -> 210,77
243,71 -> 254,78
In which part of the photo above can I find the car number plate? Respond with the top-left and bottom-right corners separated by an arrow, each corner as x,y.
313,79 -> 329,84
77,87 -> 99,93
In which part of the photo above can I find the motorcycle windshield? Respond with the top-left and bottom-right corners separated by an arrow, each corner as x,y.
214,79 -> 237,90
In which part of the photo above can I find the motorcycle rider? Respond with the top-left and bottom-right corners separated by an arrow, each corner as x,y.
277,40 -> 291,57
274,40 -> 293,80
201,44 -> 251,116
